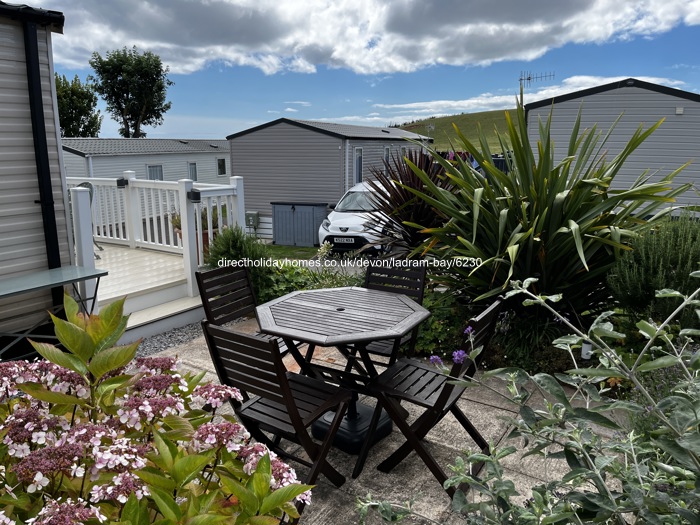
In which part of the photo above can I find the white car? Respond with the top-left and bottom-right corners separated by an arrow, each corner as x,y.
318,182 -> 385,252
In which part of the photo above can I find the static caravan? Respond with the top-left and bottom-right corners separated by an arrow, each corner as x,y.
62,138 -> 231,184
227,118 -> 431,242
525,78 -> 700,206
0,2 -> 73,350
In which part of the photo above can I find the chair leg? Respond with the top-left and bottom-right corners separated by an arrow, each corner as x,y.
451,405 -> 489,453
302,402 -> 349,488
376,409 -> 442,472
352,401 -> 384,479
376,396 -> 455,496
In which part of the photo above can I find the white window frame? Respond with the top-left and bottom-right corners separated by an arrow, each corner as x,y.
188,162 -> 198,182
147,165 -> 164,181
354,147 -> 363,184
384,146 -> 391,165
216,158 -> 227,177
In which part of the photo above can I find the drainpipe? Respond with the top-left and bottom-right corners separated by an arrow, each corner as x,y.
24,20 -> 62,306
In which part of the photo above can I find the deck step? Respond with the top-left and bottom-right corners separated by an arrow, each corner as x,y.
100,278 -> 189,315
119,296 -> 204,344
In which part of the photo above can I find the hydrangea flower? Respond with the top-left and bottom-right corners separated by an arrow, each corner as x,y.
25,497 -> 106,525
190,383 -> 243,409
192,421 -> 250,453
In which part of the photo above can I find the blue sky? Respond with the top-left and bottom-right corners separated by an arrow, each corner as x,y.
42,0 -> 700,139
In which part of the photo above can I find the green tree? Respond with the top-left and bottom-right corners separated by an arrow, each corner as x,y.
88,46 -> 173,138
54,73 -> 102,137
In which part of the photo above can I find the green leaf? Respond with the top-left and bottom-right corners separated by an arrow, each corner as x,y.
220,477 -> 260,515
571,407 -> 620,429
49,313 -> 95,362
18,382 -> 86,406
655,288 -> 685,298
249,517 -> 284,525
635,355 -> 680,372
187,516 -> 231,525
567,368 -> 625,378
29,341 -> 88,376
135,467 -> 177,492
162,415 -> 195,440
680,328 -> 700,338
636,320 -> 658,340
532,373 -> 572,409
149,486 -> 182,522
87,341 -> 138,380
677,432 -> 700,455
152,432 -> 176,470
172,454 -> 211,487
259,484 -> 313,515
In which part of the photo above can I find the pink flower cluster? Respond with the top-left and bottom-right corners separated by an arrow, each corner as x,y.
117,394 -> 186,429
131,356 -> 180,374
190,383 -> 243,408
90,471 -> 150,504
2,408 -> 70,458
192,421 -> 250,453
24,498 -> 106,525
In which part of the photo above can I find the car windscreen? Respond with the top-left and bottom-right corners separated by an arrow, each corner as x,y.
334,191 -> 376,212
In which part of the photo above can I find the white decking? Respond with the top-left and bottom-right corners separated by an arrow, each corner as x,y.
93,244 -> 203,340
96,243 -> 186,303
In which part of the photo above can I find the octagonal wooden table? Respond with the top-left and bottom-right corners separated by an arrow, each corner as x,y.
256,286 -> 431,459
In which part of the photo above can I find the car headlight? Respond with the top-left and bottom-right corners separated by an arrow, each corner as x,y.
321,219 -> 330,231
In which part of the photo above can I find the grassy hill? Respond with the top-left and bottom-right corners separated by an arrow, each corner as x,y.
399,109 -> 516,152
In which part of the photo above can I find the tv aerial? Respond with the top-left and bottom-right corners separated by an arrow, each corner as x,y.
518,71 -> 555,104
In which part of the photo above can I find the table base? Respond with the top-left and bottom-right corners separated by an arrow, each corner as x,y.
312,402 -> 392,455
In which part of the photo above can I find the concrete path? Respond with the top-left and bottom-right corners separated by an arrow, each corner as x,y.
152,318 -> 571,524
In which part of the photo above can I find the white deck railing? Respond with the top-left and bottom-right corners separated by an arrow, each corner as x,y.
67,172 -> 245,297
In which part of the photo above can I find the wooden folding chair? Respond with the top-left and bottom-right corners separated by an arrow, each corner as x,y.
195,265 -> 293,355
339,263 -> 428,369
365,298 -> 503,495
202,323 -> 352,518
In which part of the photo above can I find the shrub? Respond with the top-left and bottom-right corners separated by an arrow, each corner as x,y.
204,225 -> 274,300
0,295 -> 310,524
608,213 -> 700,327
401,97 -> 691,321
360,274 -> 700,524
364,150 -> 451,257
413,286 -> 472,358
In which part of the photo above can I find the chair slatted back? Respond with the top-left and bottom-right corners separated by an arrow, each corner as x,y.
196,266 -> 257,325
364,264 -> 427,304
202,322 -> 291,409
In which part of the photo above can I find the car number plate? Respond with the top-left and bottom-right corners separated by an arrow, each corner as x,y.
333,237 -> 354,243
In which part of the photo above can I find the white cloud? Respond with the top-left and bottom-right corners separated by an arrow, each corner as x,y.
42,0 -> 700,75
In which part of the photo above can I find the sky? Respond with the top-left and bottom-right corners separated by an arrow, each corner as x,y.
40,0 -> 700,139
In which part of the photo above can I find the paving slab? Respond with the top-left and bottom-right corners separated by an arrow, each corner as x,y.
146,318 -> 568,524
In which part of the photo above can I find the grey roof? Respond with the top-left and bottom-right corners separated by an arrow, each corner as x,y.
61,138 -> 230,157
525,77 -> 700,112
226,118 -> 432,142
0,1 -> 64,32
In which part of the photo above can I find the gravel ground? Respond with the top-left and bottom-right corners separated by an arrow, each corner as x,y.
136,321 -> 204,357
135,317 -> 249,357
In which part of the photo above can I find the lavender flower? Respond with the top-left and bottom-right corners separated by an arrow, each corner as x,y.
12,443 -> 83,490
452,350 -> 467,364
429,355 -> 443,366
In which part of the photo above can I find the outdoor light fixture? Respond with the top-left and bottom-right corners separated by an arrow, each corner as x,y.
187,189 -> 201,203
116,177 -> 129,188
